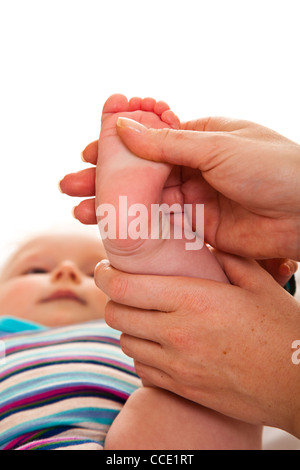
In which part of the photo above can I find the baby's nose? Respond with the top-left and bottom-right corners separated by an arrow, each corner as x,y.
51,261 -> 82,284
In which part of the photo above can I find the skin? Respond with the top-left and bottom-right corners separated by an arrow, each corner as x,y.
91,95 -> 262,450
95,253 -> 300,438
115,116 -> 300,261
59,101 -> 300,437
62,116 -> 300,260
0,230 -> 107,327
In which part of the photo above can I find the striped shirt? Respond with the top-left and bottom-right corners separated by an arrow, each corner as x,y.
0,320 -> 141,450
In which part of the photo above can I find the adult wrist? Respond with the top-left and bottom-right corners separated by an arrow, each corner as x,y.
293,410 -> 300,440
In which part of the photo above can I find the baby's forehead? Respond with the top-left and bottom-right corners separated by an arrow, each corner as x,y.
1,231 -> 104,277
17,231 -> 102,256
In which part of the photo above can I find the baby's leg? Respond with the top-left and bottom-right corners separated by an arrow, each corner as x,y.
97,94 -> 260,449
105,387 -> 262,450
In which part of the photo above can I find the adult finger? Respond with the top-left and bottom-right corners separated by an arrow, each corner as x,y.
134,361 -> 176,392
120,334 -> 165,364
180,116 -> 252,132
105,302 -> 165,343
116,117 -> 234,170
133,361 -> 193,401
73,198 -> 97,224
81,140 -> 98,165
59,168 -> 96,197
211,250 -> 268,289
258,258 -> 298,287
121,335 -> 192,391
94,259 -> 215,312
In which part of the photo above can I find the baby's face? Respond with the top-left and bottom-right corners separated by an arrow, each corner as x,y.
0,231 -> 108,327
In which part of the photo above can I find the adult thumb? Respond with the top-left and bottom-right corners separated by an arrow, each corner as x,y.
116,117 -> 228,170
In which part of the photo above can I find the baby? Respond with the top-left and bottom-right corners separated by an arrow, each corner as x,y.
0,226 -> 141,450
0,227 -> 107,329
1,97 -> 292,450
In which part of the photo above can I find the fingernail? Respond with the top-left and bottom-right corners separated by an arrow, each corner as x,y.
117,117 -> 147,133
58,180 -> 64,193
94,259 -> 110,287
72,206 -> 77,219
279,261 -> 297,277
95,259 -> 110,272
81,151 -> 87,162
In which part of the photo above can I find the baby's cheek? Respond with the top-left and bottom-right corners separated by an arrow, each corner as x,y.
0,278 -> 39,316
91,285 -> 108,318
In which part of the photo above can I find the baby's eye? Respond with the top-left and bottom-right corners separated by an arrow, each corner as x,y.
23,268 -> 48,275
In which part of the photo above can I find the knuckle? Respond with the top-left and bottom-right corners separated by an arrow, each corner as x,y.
167,356 -> 181,378
177,365 -> 193,385
134,360 -> 143,377
160,128 -> 181,159
187,291 -> 210,314
167,356 -> 191,384
107,274 -> 129,302
165,326 -> 190,351
210,132 -> 232,155
119,333 -> 130,355
168,354 -> 199,390
104,300 -> 116,327
175,288 -> 209,316
202,132 -> 236,171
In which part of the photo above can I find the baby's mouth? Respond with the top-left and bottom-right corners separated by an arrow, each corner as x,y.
40,289 -> 86,305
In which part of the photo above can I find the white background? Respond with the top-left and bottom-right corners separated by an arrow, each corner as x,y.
0,0 -> 299,449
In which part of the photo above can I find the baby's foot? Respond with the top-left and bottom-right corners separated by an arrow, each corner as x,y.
96,94 -> 228,282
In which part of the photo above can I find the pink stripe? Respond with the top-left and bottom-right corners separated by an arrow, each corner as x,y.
16,439 -> 56,450
3,432 -> 36,450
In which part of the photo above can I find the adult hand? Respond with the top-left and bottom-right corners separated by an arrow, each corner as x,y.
60,117 -> 300,261
59,168 -> 298,286
94,253 -> 300,438
59,130 -> 299,285
115,116 -> 300,261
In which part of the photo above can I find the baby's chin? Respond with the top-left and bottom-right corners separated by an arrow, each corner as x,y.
12,302 -> 104,328
44,308 -> 105,327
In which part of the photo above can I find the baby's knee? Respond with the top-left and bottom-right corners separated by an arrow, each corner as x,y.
104,387 -> 161,450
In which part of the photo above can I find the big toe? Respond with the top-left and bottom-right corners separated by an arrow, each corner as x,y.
102,94 -> 130,116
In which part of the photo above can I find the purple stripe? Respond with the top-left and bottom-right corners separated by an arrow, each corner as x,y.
3,431 -> 37,450
16,438 -> 65,450
1,384 -> 129,415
